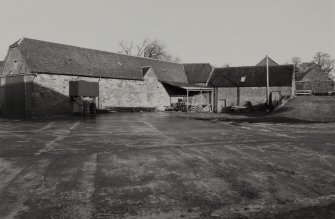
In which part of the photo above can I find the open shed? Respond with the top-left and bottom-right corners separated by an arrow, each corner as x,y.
162,82 -> 214,112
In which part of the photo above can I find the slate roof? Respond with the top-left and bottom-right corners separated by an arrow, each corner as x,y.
297,65 -> 332,82
256,56 -> 279,66
0,61 -> 3,74
13,38 -> 188,83
295,71 -> 309,81
208,65 -> 294,87
183,63 -> 213,84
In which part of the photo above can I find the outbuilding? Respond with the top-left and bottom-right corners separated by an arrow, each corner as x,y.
208,65 -> 295,112
295,65 -> 334,94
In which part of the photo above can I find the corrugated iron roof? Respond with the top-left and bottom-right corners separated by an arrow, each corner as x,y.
208,65 -> 294,87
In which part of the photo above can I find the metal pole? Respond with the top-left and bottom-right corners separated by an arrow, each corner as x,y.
266,55 -> 270,106
292,64 -> 296,96
186,90 -> 189,113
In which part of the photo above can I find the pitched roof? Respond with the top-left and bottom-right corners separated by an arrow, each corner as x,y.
0,61 -> 3,74
14,38 -> 188,83
299,65 -> 332,82
295,71 -> 309,81
208,65 -> 294,87
183,63 -> 213,84
256,56 -> 279,66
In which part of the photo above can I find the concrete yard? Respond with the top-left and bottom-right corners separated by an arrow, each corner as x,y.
0,113 -> 335,219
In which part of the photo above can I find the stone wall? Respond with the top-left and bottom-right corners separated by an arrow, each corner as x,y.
0,46 -> 171,116
216,86 -> 292,108
1,47 -> 29,76
0,46 -> 31,116
296,81 -> 334,94
28,68 -> 170,115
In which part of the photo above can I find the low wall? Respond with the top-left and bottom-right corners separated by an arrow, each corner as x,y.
296,81 -> 334,94
216,86 -> 292,110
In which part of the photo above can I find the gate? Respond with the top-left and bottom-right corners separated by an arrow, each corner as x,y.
3,76 -> 26,117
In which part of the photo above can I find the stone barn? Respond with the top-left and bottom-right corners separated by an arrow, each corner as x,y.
295,65 -> 334,94
208,65 -> 295,112
0,38 -> 211,117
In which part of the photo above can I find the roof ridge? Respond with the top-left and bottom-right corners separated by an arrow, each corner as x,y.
256,56 -> 279,66
215,64 -> 294,70
15,37 -> 188,83
303,64 -> 324,75
267,56 -> 278,65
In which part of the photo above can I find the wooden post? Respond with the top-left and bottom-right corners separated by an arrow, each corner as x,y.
266,55 -> 270,106
186,89 -> 189,113
214,88 -> 217,113
200,90 -> 203,111
211,90 -> 214,112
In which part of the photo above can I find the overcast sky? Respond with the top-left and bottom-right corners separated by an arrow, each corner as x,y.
0,0 -> 334,66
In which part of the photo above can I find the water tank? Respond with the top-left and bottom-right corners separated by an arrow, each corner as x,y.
69,81 -> 99,97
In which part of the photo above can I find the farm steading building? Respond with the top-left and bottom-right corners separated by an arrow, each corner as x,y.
0,38 -> 294,117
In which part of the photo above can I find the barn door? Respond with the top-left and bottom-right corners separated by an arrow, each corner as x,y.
217,99 -> 226,112
4,76 -> 26,117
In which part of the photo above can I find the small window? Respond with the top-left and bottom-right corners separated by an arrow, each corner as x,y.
241,76 -> 246,82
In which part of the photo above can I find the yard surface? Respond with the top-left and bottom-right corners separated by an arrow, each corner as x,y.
0,112 -> 335,218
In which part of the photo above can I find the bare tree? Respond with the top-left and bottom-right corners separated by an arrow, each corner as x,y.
163,53 -> 182,63
135,39 -> 150,56
312,52 -> 335,74
118,41 -> 134,55
118,39 -> 181,62
143,40 -> 168,59
291,53 -> 334,80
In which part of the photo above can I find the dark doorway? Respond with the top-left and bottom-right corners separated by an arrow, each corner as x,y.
3,76 -> 26,117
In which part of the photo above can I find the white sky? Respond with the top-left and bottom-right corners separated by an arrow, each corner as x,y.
0,0 -> 334,66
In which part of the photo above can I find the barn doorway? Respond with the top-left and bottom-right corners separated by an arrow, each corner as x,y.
2,76 -> 26,117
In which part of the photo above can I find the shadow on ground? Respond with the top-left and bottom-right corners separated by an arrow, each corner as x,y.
0,112 -> 335,218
